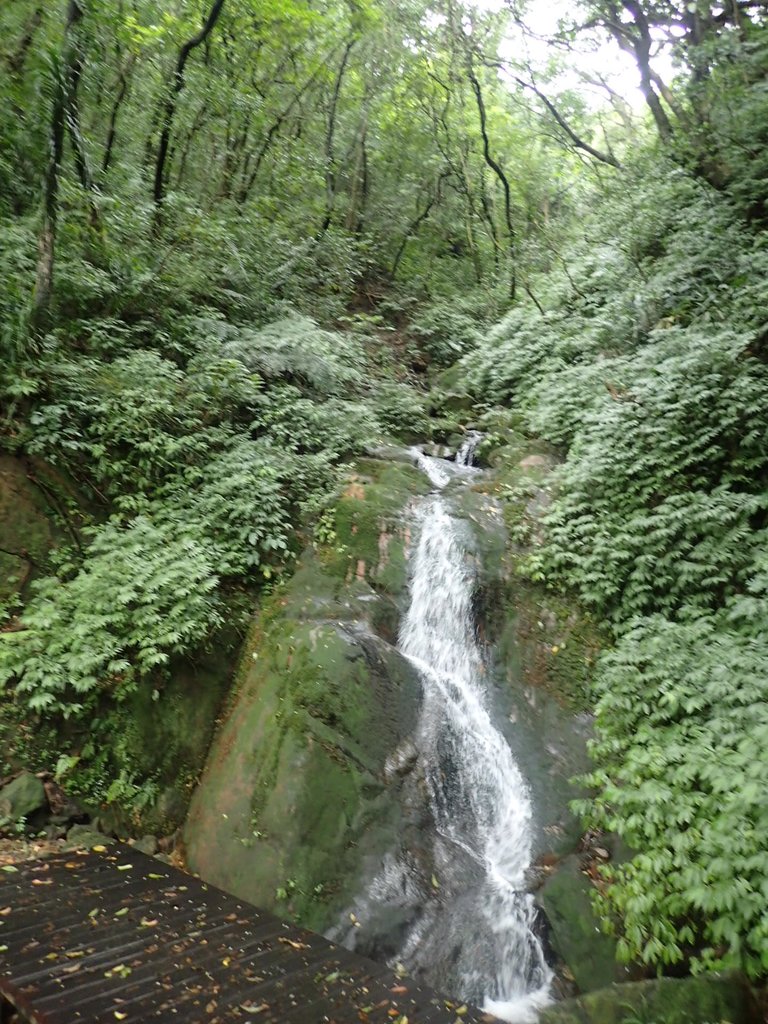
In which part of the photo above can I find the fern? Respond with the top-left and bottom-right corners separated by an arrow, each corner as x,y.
466,160 -> 768,978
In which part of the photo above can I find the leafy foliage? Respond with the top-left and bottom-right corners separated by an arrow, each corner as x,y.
406,296 -> 488,368
577,613 -> 768,978
0,314 -> 380,716
372,382 -> 432,440
217,314 -> 367,397
0,516 -> 220,715
464,159 -> 768,977
1,0 -> 767,973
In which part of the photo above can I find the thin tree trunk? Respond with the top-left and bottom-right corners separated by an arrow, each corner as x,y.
512,72 -> 622,167
6,5 -> 44,77
30,0 -> 83,332
607,2 -> 675,142
102,55 -> 134,173
152,0 -> 226,225
175,99 -> 210,188
478,172 -> 500,272
237,50 -> 335,203
65,13 -> 101,231
66,103 -> 101,229
345,104 -> 369,233
523,282 -> 545,315
390,170 -> 450,278
467,64 -> 516,299
318,38 -> 355,236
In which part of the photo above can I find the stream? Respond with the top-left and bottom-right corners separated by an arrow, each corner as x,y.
332,442 -> 552,1022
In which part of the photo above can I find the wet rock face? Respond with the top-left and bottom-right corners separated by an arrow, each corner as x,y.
460,419 -> 618,999
538,975 -> 757,1024
0,456 -> 58,606
183,600 -> 424,932
184,435 -> 616,1000
536,856 -> 629,994
183,458 -> 430,931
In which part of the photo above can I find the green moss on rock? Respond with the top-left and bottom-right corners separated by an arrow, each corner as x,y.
540,975 -> 756,1024
322,460 -> 429,601
119,634 -> 240,834
471,433 -> 603,715
538,855 -> 629,993
184,457 -> 427,931
0,456 -> 58,605
0,771 -> 47,824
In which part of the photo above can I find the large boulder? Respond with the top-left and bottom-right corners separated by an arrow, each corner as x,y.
540,975 -> 756,1024
184,458 -> 430,931
0,771 -> 47,823
469,430 -> 600,863
63,823 -> 116,851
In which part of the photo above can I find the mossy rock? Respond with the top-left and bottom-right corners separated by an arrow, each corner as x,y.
495,579 -> 601,714
0,771 -> 47,824
433,391 -> 474,415
0,456 -> 58,605
538,855 -> 629,993
320,458 -> 430,609
108,632 -> 241,835
0,454 -> 95,607
539,975 -> 756,1024
22,627 -> 244,839
63,824 -> 116,851
477,434 -> 604,716
427,416 -> 464,444
185,456 -> 429,931
427,372 -> 474,417
184,609 -> 422,931
464,438 -> 605,874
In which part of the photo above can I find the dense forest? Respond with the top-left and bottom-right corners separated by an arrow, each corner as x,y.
1,0 -> 767,1016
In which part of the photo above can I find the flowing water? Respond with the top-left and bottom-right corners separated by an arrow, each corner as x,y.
335,446 -> 552,1022
455,430 -> 483,467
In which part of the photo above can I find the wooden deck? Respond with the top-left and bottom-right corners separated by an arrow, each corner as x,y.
0,844 -> 499,1023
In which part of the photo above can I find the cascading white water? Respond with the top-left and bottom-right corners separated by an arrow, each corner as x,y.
343,448 -> 552,1022
455,430 -> 482,467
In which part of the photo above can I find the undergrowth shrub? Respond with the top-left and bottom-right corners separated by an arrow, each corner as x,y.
372,381 -> 431,440
407,297 -> 485,367
463,160 -> 768,978
577,611 -> 768,978
0,313 -> 381,729
0,515 -> 221,715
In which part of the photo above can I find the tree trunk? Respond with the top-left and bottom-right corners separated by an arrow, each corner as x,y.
237,49 -> 334,204
6,5 -> 44,77
30,0 -> 82,332
102,55 -> 135,173
175,99 -> 210,188
64,11 -> 101,231
345,104 -> 369,234
390,170 -> 450,278
318,38 -> 356,236
608,1 -> 675,143
467,64 -> 516,299
512,71 -> 622,167
152,0 -> 226,226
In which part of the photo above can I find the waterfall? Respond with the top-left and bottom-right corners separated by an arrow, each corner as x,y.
337,448 -> 552,1022
455,430 -> 482,467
